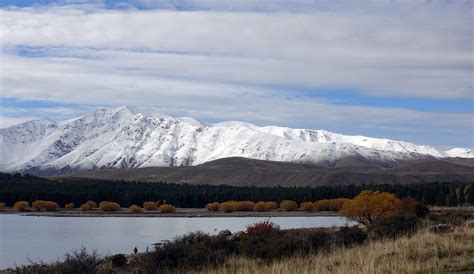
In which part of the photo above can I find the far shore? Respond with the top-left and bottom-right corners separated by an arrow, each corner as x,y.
0,208 -> 341,218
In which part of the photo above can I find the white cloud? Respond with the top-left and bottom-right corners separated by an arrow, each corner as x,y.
0,4 -> 471,99
0,1 -> 472,148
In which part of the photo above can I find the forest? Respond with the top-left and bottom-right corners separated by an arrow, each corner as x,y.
0,172 -> 472,208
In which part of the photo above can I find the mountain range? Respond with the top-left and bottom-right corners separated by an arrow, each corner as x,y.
1,106 -> 473,183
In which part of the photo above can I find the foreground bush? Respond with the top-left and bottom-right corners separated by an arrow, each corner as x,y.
128,204 -> 145,213
279,200 -> 298,211
158,204 -> 176,213
367,215 -> 420,239
205,202 -> 220,211
15,247 -> 102,273
110,254 -> 128,268
32,200 -> 59,211
64,203 -> 75,209
143,201 -> 158,211
246,220 -> 280,235
206,225 -> 473,274
14,201 -> 30,211
80,204 -> 91,211
99,201 -> 121,212
141,223 -> 367,272
143,232 -> 237,271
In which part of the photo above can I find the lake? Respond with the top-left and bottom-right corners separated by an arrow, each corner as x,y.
0,214 -> 352,269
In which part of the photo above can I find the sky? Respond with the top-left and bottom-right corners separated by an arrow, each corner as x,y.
0,0 -> 472,150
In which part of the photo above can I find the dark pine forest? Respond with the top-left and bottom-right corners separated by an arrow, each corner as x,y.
0,173 -> 472,208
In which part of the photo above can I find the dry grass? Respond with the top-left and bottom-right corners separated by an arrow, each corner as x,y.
195,225 -> 474,274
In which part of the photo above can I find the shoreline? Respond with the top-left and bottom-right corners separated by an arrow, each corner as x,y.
0,208 -> 341,218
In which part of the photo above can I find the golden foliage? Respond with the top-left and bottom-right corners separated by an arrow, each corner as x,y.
313,198 -> 349,211
205,202 -> 220,212
235,201 -> 255,212
99,201 -> 121,211
64,203 -> 75,209
86,200 -> 98,209
143,201 -> 158,211
339,190 -> 402,226
128,204 -> 145,213
14,201 -> 30,212
253,201 -> 267,212
219,201 -> 238,213
265,201 -> 279,210
159,204 -> 176,213
32,200 -> 59,211
299,202 -> 315,212
0,202 -> 5,211
80,204 -> 91,211
279,200 -> 298,211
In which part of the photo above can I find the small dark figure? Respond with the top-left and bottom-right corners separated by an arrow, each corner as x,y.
146,246 -> 149,252
133,247 -> 138,254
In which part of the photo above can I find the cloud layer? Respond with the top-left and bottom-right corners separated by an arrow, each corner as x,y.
0,1 -> 472,148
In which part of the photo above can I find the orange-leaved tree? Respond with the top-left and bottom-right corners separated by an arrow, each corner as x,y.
128,204 -> 145,213
339,190 -> 402,226
205,202 -> 220,212
143,201 -> 158,211
159,204 -> 176,213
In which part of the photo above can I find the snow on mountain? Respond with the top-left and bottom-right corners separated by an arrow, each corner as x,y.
444,148 -> 474,158
1,106 -> 472,173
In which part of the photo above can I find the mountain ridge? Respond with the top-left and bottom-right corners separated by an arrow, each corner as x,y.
1,106 -> 472,174
58,156 -> 474,187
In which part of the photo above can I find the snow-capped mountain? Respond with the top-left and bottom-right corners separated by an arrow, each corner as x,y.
1,106 -> 472,173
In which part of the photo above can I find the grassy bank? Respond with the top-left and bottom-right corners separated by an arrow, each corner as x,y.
196,224 -> 474,274
8,223 -> 472,274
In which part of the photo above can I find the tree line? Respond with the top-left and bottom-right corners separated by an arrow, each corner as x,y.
0,172 -> 472,208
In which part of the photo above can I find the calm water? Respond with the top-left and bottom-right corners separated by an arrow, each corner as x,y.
0,214 -> 352,269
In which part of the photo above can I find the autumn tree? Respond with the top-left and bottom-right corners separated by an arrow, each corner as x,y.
279,200 -> 298,211
300,202 -> 314,212
254,201 -> 267,212
264,201 -> 279,210
14,201 -> 30,212
205,202 -> 220,212
158,204 -> 176,213
235,201 -> 255,211
99,201 -> 121,211
80,204 -> 91,211
0,202 -> 5,211
219,201 -> 237,213
86,200 -> 98,209
128,204 -> 144,213
64,203 -> 75,209
143,201 -> 158,211
339,190 -> 402,226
